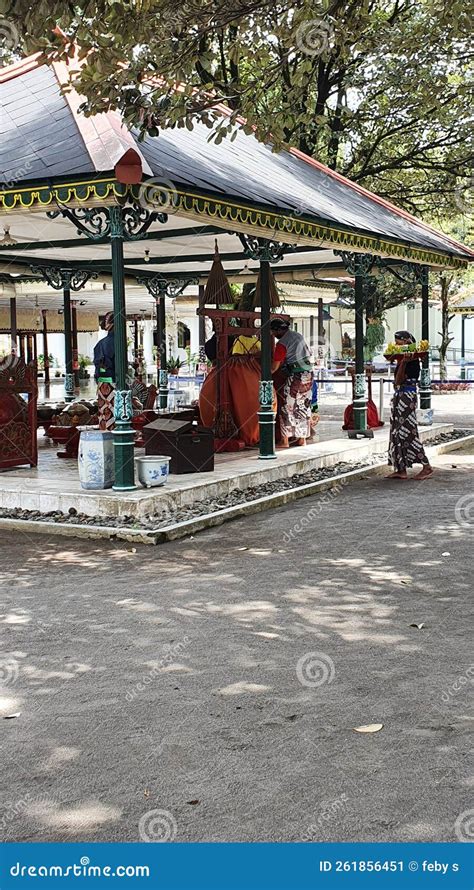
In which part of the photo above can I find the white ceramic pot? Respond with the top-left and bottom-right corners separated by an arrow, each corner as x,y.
78,428 -> 115,490
135,455 -> 170,488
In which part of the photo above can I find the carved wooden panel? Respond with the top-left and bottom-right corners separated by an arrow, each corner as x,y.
0,356 -> 38,469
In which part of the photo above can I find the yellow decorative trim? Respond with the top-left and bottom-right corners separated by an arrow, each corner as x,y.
171,189 -> 468,270
0,178 -> 124,212
0,177 -> 468,270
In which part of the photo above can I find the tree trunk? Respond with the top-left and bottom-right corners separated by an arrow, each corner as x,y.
438,275 -> 454,382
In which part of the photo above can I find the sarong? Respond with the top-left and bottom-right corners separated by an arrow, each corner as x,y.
279,371 -> 313,439
388,389 -> 429,471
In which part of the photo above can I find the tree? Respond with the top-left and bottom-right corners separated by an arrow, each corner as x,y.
339,272 -> 420,322
432,218 -> 473,379
3,0 -> 473,219
437,272 -> 459,381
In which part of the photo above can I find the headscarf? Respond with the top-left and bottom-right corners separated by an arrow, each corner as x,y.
394,330 -> 415,343
101,311 -> 114,331
270,318 -> 290,332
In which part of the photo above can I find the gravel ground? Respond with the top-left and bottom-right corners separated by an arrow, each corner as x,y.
1,442 -> 473,843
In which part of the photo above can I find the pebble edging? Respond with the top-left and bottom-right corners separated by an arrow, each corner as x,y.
0,429 -> 470,533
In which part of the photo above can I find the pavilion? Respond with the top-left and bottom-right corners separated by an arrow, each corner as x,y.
1,51 -> 472,490
452,292 -> 474,379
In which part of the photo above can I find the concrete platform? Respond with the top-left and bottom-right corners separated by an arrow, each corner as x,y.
0,422 -> 453,519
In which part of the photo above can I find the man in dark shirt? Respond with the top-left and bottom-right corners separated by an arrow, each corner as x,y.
94,312 -> 115,382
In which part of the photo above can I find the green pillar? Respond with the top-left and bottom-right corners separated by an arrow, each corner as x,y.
157,295 -> 168,409
460,315 -> 466,381
42,310 -> 50,385
10,297 -> 17,356
63,276 -> 75,402
258,257 -> 276,459
72,303 -> 80,390
333,250 -> 375,437
353,264 -> 367,432
419,266 -> 433,424
110,205 -> 136,490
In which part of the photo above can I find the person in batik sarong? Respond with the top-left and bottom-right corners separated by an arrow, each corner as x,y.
386,331 -> 433,480
94,311 -> 116,431
271,318 -> 313,448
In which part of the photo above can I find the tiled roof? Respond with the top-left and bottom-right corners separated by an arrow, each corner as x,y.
0,54 -> 472,262
0,65 -> 92,182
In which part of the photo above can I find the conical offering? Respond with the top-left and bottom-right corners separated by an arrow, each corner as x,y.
253,265 -> 281,309
203,240 -> 235,307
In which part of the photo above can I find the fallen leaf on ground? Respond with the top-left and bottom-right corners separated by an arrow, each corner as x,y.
186,799 -> 200,805
4,712 -> 21,719
353,723 -> 383,733
409,622 -> 425,629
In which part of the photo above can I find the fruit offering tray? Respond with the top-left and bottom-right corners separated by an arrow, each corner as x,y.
384,340 -> 429,361
384,350 -> 429,361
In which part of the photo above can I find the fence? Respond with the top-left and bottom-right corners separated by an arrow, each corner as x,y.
314,367 -> 472,420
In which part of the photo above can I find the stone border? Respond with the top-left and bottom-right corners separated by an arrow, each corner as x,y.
0,422 -> 453,519
0,432 -> 472,545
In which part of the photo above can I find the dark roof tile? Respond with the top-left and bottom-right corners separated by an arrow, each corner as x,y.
0,58 -> 471,261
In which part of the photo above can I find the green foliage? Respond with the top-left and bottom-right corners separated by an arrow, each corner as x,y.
167,355 -> 184,374
184,344 -> 199,371
37,352 -> 54,369
339,272 -> 420,320
4,0 -> 473,219
364,319 -> 385,360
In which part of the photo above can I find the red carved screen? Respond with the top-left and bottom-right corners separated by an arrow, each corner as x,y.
0,356 -> 38,469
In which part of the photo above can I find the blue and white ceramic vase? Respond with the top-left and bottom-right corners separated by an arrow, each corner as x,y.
78,429 -> 115,490
135,455 -> 170,488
